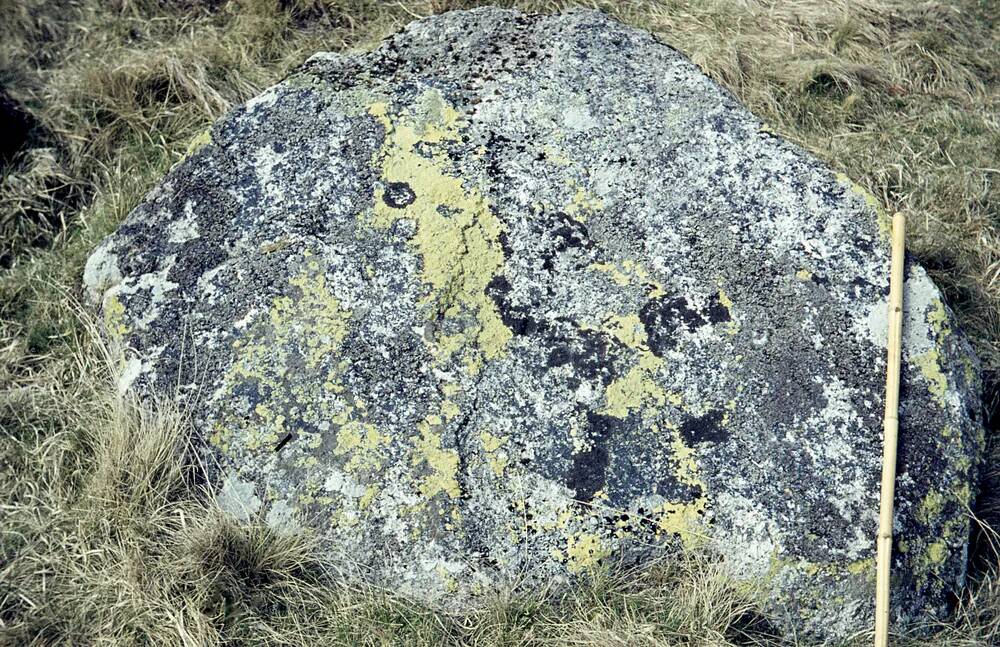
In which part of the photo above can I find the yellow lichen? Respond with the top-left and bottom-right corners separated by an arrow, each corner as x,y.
440,399 -> 460,420
208,421 -> 231,453
435,565 -> 459,593
564,184 -> 603,222
654,499 -> 705,545
183,129 -> 212,158
835,172 -> 892,241
359,485 -> 379,509
104,293 -> 128,339
284,264 -> 352,368
566,532 -> 610,572
480,430 -> 505,453
488,453 -> 509,478
591,309 -> 673,419
602,313 -> 646,349
847,558 -> 874,577
956,482 -> 972,508
366,92 -> 511,371
335,421 -> 390,472
542,145 -> 571,166
479,430 -> 509,477
918,490 -> 945,524
928,299 -> 951,337
913,349 -> 949,407
717,288 -> 733,310
589,262 -> 631,286
910,297 -> 957,407
296,455 -> 319,468
716,287 -> 740,336
589,259 -> 666,298
412,414 -> 461,499
925,540 -> 948,565
259,238 -> 292,255
603,361 -> 667,418
246,402 -> 283,450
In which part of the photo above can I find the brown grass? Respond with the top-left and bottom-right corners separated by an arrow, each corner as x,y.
1,0 -> 999,644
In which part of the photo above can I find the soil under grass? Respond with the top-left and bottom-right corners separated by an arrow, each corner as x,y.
1,1 -> 998,644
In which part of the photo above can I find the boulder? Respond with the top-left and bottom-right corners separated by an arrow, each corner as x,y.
83,8 -> 983,640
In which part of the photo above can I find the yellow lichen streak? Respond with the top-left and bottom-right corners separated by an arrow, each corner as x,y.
103,292 -> 128,340
362,89 -> 517,517
913,299 -> 953,408
835,172 -> 892,241
412,413 -> 461,499
597,311 -> 669,418
366,91 -> 512,371
716,286 -> 740,336
653,425 -> 708,549
586,292 -> 707,550
589,259 -> 666,298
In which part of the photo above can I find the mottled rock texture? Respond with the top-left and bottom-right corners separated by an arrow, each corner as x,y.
84,8 -> 983,640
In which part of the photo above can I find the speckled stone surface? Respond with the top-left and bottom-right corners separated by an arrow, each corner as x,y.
83,8 -> 983,640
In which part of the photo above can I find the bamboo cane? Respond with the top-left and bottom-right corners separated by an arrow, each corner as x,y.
875,212 -> 906,647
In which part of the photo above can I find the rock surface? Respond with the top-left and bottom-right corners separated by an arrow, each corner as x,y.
84,8 -> 983,639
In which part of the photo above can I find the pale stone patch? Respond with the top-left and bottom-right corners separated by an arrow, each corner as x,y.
218,472 -> 262,522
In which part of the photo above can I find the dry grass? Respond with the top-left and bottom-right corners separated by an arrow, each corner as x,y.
1,0 -> 999,644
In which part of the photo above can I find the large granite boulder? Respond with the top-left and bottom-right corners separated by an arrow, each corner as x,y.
83,8 -> 983,640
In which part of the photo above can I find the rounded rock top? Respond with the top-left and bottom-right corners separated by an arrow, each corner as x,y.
84,7 -> 983,640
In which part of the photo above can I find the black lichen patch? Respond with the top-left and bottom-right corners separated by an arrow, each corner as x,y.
639,293 -> 731,357
639,296 -> 699,355
549,211 -> 594,251
382,181 -> 416,208
546,328 -> 620,387
566,411 -> 628,502
704,294 -> 731,324
678,409 -> 728,445
486,273 -> 544,336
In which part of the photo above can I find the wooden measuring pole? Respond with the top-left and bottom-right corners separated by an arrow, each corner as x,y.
875,212 -> 906,647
